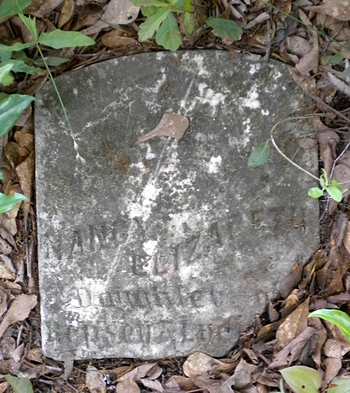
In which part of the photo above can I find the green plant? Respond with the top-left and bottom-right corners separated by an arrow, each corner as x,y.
309,309 -> 350,342
247,0 -> 350,203
5,375 -> 34,393
323,54 -> 350,77
248,115 -> 348,203
0,62 -> 35,137
0,171 -> 28,213
279,366 -> 321,393
0,61 -> 30,212
277,366 -> 350,393
0,191 -> 28,214
277,310 -> 350,393
308,169 -> 348,203
0,0 -> 95,160
129,0 -> 242,51
0,0 -> 95,214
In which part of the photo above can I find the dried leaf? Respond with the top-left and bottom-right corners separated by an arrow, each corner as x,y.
256,368 -> 280,388
15,105 -> 32,127
101,30 -> 137,48
15,132 -> 34,157
16,150 -> 35,223
338,151 -> 350,168
211,375 -> 238,393
279,261 -> 304,298
102,0 -> 139,25
314,118 -> 340,175
0,359 -> 11,375
286,36 -> 312,57
316,241 -> 340,292
268,301 -> 280,323
4,142 -> 20,168
297,7 -> 313,26
166,376 -> 194,391
256,382 -> 269,393
75,9 -> 102,31
343,221 -> 350,255
298,137 -> 317,150
10,15 -> 35,44
26,348 -> 45,363
15,260 -> 25,284
10,360 -> 43,379
0,168 -> 13,197
283,292 -> 300,311
58,0 -> 75,28
10,343 -> 24,363
192,374 -> 235,393
323,338 -> 350,358
145,365 -> 163,380
316,75 -> 337,104
256,320 -> 282,341
135,112 -> 189,146
328,72 -> 350,97
295,30 -> 319,75
81,19 -> 109,36
86,366 -> 106,393
0,294 -> 37,339
140,378 -> 163,392
183,352 -> 223,378
329,164 -> 350,214
232,359 -> 258,390
118,363 -> 158,382
23,74 -> 48,96
106,365 -> 134,381
116,380 -> 140,393
323,358 -> 342,390
328,293 -> 350,307
269,327 -> 317,369
276,298 -> 310,349
0,255 -> 16,280
304,0 -> 350,21
0,225 -> 15,246
0,288 -> 7,318
29,0 -> 64,17
83,0 -> 139,34
0,382 -> 8,393
0,238 -> 12,255
288,67 -> 316,94
308,317 -> 327,367
0,337 -> 15,360
0,281 -> 21,291
243,348 -> 259,365
245,12 -> 270,29
326,251 -> 348,297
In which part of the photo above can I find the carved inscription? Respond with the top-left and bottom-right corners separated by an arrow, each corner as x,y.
45,316 -> 238,354
46,205 -> 304,267
68,284 -> 222,311
36,51 -> 319,360
44,203 -> 309,357
70,219 -> 128,254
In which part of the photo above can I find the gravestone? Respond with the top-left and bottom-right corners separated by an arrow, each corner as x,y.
35,51 -> 319,360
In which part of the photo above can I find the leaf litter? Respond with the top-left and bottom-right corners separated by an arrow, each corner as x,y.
134,112 -> 189,146
0,0 -> 350,392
